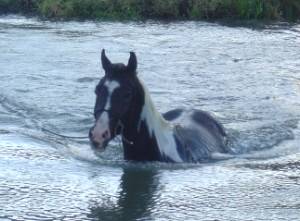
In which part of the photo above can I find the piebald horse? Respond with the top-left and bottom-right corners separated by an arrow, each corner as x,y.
89,50 -> 228,163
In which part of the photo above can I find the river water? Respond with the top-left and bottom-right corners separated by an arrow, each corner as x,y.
0,15 -> 300,221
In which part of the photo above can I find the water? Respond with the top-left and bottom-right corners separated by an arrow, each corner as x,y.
0,15 -> 300,221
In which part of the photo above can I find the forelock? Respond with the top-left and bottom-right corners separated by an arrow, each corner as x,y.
111,63 -> 127,72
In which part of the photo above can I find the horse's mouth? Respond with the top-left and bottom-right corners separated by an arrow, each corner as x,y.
90,139 -> 109,152
89,126 -> 112,152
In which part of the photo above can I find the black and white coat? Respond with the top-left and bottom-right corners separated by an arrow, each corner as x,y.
89,50 -> 228,163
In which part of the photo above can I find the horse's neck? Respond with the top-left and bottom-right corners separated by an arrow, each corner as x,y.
139,81 -> 170,137
123,80 -> 183,162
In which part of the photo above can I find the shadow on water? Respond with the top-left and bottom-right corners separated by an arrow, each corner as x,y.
88,168 -> 159,221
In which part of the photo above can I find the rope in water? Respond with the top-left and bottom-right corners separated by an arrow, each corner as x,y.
41,128 -> 89,140
41,120 -> 133,144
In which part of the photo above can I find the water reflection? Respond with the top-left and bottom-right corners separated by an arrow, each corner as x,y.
88,168 -> 160,221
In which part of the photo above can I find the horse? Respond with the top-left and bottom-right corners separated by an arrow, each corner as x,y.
89,50 -> 229,163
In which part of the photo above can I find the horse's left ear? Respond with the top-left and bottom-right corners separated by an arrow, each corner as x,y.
101,49 -> 112,73
127,52 -> 137,74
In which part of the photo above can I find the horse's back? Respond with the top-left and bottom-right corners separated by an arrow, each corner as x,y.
163,108 -> 226,138
163,108 -> 228,162
190,109 -> 227,140
163,108 -> 184,121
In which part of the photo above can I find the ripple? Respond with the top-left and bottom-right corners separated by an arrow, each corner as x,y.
0,129 -> 11,134
238,160 -> 300,171
76,77 -> 99,83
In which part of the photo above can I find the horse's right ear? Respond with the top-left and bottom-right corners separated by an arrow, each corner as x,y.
101,49 -> 111,72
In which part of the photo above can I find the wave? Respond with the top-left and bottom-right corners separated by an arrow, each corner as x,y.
228,119 -> 299,154
1,90 -> 300,166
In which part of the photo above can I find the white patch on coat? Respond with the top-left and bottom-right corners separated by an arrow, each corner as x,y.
92,80 -> 120,145
138,80 -> 183,162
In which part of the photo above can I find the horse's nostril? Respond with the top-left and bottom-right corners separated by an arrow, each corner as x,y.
89,127 -> 95,138
102,130 -> 109,138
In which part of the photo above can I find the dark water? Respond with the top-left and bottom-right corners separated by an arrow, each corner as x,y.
1,15 -> 300,221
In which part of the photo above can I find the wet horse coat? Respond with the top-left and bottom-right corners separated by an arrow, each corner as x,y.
89,50 -> 228,163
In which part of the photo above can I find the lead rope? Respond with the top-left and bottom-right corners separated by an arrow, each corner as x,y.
42,120 -> 134,146
41,127 -> 89,140
115,120 -> 134,145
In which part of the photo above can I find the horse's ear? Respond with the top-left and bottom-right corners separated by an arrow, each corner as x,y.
127,52 -> 137,74
101,49 -> 111,72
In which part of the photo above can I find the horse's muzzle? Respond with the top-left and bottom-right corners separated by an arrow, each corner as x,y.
89,127 -> 110,151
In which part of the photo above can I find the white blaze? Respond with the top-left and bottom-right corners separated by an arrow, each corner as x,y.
92,80 -> 120,145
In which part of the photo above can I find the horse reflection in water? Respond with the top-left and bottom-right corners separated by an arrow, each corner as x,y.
88,168 -> 159,221
89,50 -> 229,163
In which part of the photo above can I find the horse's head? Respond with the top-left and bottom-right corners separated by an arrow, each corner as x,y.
89,49 -> 138,151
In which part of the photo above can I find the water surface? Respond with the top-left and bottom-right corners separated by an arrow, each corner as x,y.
1,16 -> 300,221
